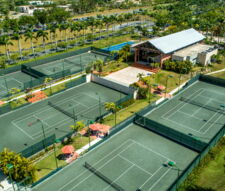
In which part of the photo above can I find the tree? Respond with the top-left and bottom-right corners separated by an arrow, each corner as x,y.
9,88 -> 21,95
44,77 -> 53,93
0,35 -> 13,60
11,32 -> 23,59
104,102 -> 117,127
24,29 -> 36,56
36,30 -> 49,53
70,121 -> 85,132
93,59 -> 104,73
137,73 -> 144,82
48,24 -> 57,49
0,148 -> 36,183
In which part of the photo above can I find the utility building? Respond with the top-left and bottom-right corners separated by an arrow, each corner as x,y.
132,28 -> 218,67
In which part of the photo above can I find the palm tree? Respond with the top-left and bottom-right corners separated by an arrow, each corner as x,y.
104,102 -> 117,127
36,30 -> 49,53
11,32 -> 23,59
137,73 -> 144,82
70,121 -> 85,132
24,29 -> 36,56
0,35 -> 13,60
44,77 -> 53,93
48,24 -> 57,49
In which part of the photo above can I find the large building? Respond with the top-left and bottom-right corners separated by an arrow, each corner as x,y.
132,28 -> 218,66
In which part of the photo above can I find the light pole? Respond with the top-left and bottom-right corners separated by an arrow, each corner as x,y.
95,93 -> 102,120
37,118 -> 46,150
165,75 -> 173,98
53,139 -> 60,169
147,73 -> 152,103
80,114 -> 95,149
6,164 -> 16,191
178,68 -> 187,92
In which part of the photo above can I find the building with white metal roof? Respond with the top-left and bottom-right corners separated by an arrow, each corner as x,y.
132,28 -> 217,66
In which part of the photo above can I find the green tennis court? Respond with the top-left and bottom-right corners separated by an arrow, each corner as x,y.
0,72 -> 36,98
0,82 -> 127,153
32,51 -> 109,76
32,124 -> 198,191
146,80 -> 225,143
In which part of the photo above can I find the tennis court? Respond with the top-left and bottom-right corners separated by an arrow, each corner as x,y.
0,72 -> 36,98
0,82 -> 127,153
32,124 -> 198,191
146,80 -> 225,143
33,51 -> 109,76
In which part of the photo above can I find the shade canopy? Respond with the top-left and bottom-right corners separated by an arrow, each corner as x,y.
61,145 -> 75,154
89,123 -> 111,133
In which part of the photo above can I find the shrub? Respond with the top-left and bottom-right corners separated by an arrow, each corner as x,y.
163,60 -> 192,74
137,87 -> 148,99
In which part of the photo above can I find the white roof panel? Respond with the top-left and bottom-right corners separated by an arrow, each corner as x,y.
149,28 -> 205,54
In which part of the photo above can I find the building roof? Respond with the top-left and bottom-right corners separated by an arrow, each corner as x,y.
149,28 -> 205,54
173,44 -> 215,57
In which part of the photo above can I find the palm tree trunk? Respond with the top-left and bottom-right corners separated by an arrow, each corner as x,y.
5,45 -> 10,60
18,39 -> 22,59
43,38 -> 46,53
31,40 -> 35,56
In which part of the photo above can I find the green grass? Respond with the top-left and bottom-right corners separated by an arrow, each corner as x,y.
100,61 -> 130,76
211,71 -> 225,79
35,136 -> 90,180
143,70 -> 191,92
197,148 -> 225,191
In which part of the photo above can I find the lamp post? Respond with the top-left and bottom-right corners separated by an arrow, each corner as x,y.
37,118 -> 46,150
178,68 -> 187,92
95,93 -> 102,120
147,73 -> 151,103
165,75 -> 173,98
53,139 -> 60,169
87,120 -> 94,149
6,164 -> 16,191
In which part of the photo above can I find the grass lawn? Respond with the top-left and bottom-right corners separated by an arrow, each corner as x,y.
35,136 -> 90,180
211,71 -> 225,79
143,69 -> 191,92
197,147 -> 225,191
100,61 -> 130,76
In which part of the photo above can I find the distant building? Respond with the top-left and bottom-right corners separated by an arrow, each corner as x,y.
132,28 -> 218,66
57,4 -> 72,11
18,5 -> 34,14
29,1 -> 44,6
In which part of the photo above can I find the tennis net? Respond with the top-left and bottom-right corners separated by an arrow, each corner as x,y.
180,97 -> 224,114
48,101 -> 76,120
84,162 -> 125,191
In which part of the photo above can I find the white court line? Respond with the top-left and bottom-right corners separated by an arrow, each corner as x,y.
168,89 -> 205,119
58,140 -> 134,191
201,113 -> 225,134
162,89 -> 204,119
191,98 -> 212,116
67,143 -> 135,191
11,121 -> 35,140
148,168 -> 171,191
102,164 -> 135,191
131,140 -> 171,162
139,166 -> 165,189
118,154 -> 152,176
161,117 -> 202,134
32,116 -> 73,138
177,110 -> 203,121
33,114 -> 50,127
198,112 -> 219,132
12,78 -> 24,86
